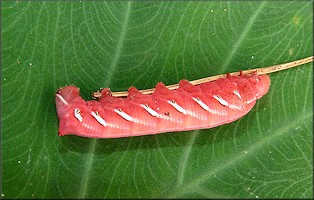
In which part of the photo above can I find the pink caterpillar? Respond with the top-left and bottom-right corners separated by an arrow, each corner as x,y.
55,74 -> 271,138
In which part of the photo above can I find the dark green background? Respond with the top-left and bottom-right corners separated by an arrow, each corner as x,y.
2,1 -> 313,198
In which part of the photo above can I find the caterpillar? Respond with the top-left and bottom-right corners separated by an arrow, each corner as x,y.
55,56 -> 313,139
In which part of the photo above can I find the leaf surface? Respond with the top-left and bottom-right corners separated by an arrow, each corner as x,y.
1,1 -> 312,198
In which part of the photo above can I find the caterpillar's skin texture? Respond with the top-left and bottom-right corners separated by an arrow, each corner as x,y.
55,74 -> 270,138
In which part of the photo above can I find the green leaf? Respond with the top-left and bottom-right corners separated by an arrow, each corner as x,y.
2,1 -> 312,198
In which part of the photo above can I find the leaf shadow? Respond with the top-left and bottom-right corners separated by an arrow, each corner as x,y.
57,125 -> 235,156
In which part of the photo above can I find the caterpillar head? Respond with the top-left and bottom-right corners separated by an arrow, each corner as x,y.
55,85 -> 80,115
55,86 -> 88,136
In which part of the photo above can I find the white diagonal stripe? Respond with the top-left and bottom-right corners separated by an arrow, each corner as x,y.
233,90 -> 242,99
74,108 -> 83,122
192,97 -> 209,111
213,95 -> 229,106
140,104 -> 160,117
56,94 -> 69,105
91,111 -> 107,126
167,100 -> 187,115
114,109 -> 133,122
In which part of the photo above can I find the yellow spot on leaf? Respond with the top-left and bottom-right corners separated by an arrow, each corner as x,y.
293,16 -> 300,25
